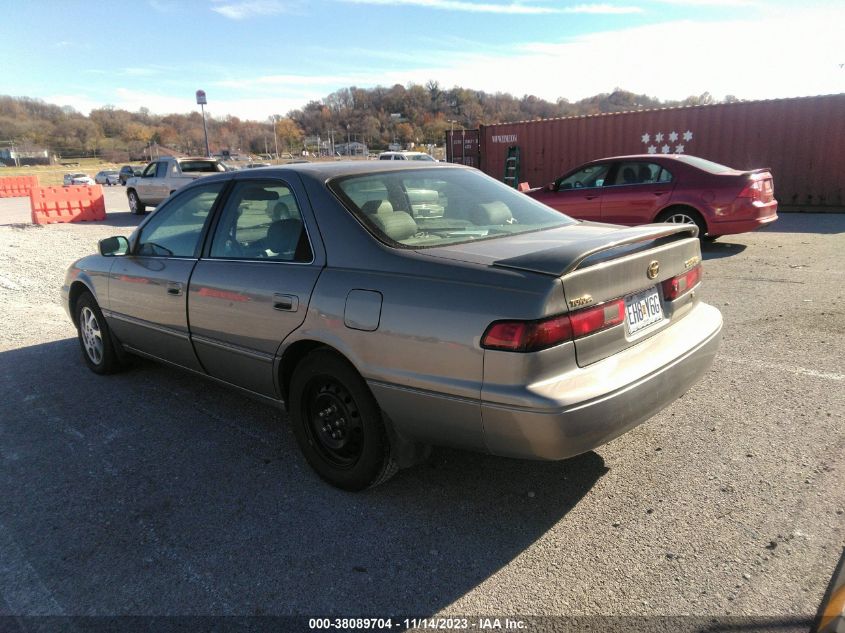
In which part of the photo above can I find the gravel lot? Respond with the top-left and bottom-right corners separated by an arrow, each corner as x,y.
0,188 -> 843,627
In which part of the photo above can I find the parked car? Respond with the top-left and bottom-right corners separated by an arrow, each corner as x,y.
63,173 -> 95,186
378,151 -> 436,162
525,154 -> 778,239
94,170 -> 120,186
125,156 -> 227,214
245,162 -> 272,169
118,165 -> 144,186
63,162 -> 722,490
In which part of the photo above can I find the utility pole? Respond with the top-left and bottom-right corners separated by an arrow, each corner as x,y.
271,115 -> 280,159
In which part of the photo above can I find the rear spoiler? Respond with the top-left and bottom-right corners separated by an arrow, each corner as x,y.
746,167 -> 773,176
493,223 -> 698,277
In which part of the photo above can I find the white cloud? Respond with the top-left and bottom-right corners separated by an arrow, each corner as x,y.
211,0 -> 292,19
45,6 -> 845,121
337,0 -> 641,14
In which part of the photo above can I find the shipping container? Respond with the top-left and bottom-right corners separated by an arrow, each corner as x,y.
475,94 -> 845,209
445,129 -> 480,167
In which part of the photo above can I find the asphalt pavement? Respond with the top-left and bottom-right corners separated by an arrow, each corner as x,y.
0,189 -> 842,628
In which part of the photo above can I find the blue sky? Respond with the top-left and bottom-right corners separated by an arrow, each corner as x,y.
3,0 -> 843,121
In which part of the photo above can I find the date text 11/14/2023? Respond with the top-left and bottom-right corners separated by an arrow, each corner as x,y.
308,617 -> 527,630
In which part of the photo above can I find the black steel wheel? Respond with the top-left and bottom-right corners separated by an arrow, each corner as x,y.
289,349 -> 396,491
75,291 -> 122,375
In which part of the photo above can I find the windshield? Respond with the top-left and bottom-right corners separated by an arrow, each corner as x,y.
330,167 -> 575,248
179,160 -> 226,173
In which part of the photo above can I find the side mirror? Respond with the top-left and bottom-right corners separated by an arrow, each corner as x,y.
99,236 -> 130,257
547,182 -> 557,192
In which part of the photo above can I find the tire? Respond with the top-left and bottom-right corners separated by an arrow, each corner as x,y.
127,190 -> 145,215
75,292 -> 122,375
289,349 -> 396,491
656,207 -> 709,239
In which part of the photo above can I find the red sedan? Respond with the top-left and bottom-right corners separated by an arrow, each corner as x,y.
525,154 -> 778,239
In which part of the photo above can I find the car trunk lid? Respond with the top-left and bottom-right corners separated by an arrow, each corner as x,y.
425,222 -> 703,367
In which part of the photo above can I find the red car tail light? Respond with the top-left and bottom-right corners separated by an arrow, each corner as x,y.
481,299 -> 625,352
662,264 -> 702,301
738,179 -> 764,201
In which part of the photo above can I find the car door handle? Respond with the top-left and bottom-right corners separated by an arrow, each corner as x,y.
166,282 -> 183,296
584,195 -> 600,200
273,293 -> 299,312
653,191 -> 668,196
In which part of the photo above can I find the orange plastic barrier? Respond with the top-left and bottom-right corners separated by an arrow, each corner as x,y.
0,175 -> 39,198
30,185 -> 106,225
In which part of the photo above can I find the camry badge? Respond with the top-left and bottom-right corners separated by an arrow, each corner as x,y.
647,260 -> 660,279
569,294 -> 593,308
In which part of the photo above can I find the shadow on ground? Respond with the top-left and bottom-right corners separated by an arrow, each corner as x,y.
93,211 -> 146,228
759,213 -> 845,235
701,241 -> 747,260
0,339 -> 606,616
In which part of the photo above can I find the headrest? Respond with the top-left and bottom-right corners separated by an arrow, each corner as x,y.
622,167 -> 636,183
470,201 -> 512,225
267,219 -> 303,255
361,200 -> 393,215
270,201 -> 291,220
371,211 -> 417,241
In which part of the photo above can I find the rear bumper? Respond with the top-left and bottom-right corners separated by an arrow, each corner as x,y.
708,201 -> 778,236
481,302 -> 722,460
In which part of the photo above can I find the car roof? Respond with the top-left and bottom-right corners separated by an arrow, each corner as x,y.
264,160 -> 462,178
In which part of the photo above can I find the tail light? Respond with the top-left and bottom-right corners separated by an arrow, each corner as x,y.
738,179 -> 763,201
481,299 -> 624,352
662,264 -> 702,301
739,175 -> 774,203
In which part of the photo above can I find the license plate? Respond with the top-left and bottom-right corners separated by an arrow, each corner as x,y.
625,287 -> 664,334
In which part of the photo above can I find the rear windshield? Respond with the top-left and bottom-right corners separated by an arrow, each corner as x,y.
179,160 -> 226,173
675,155 -> 733,173
329,167 -> 575,248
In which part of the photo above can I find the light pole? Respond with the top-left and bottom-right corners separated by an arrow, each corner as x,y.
196,90 -> 210,157
271,115 -> 280,159
346,125 -> 351,156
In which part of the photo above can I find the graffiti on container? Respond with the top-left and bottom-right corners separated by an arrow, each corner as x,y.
642,130 -> 693,154
492,134 -> 518,144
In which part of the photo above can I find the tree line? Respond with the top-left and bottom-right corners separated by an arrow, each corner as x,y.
0,86 -> 733,161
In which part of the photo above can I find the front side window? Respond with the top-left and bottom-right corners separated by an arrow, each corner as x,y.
330,167 -> 575,248
142,163 -> 157,178
155,162 -> 169,178
136,182 -> 224,257
557,164 -> 610,190
209,180 -> 312,262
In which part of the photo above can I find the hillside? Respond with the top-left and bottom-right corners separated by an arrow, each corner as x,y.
0,86 -> 729,160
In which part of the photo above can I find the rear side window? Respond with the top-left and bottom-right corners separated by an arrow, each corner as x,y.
610,162 -> 666,186
209,180 -> 312,262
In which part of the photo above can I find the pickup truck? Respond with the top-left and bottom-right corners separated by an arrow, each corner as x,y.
126,156 -> 227,214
